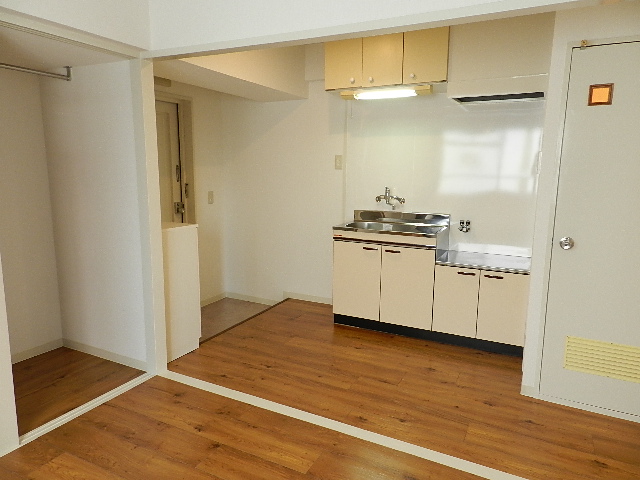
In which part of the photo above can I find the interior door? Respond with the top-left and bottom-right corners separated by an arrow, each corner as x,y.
155,100 -> 183,223
539,41 -> 640,415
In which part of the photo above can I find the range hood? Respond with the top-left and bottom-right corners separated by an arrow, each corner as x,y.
448,74 -> 547,103
446,13 -> 554,104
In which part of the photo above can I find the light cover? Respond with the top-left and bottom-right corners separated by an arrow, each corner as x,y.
354,89 -> 417,100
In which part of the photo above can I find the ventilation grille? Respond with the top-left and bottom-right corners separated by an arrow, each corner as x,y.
565,336 -> 640,384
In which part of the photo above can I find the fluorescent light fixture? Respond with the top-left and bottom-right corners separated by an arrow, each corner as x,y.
354,88 -> 417,100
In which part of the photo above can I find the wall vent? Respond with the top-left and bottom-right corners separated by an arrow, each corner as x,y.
565,336 -> 640,384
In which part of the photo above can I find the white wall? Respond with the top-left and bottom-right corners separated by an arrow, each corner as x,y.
219,82 -> 543,303
154,81 -> 226,305
522,0 -> 640,391
0,69 -> 63,360
147,0 -> 591,56
0,0 -> 150,49
345,95 -> 543,256
220,80 -> 345,303
40,61 -> 147,365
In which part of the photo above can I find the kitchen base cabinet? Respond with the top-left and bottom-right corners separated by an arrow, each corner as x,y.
432,266 -> 479,337
332,240 -> 381,321
476,272 -> 529,346
432,264 -> 529,347
379,246 -> 435,329
333,240 -> 435,328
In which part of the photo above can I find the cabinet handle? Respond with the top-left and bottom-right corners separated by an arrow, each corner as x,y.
384,249 -> 401,254
484,274 -> 504,279
368,76 -> 374,83
457,271 -> 476,276
362,246 -> 379,251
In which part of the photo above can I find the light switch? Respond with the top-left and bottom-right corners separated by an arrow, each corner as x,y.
208,191 -> 214,204
334,155 -> 343,170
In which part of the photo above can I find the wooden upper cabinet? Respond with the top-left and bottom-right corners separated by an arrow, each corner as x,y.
324,38 -> 363,90
324,28 -> 450,91
403,27 -> 449,84
362,33 -> 403,88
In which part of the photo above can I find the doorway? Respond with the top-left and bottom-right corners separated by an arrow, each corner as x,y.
155,99 -> 195,224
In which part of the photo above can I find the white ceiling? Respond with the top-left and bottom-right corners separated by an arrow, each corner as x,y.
0,24 -> 132,74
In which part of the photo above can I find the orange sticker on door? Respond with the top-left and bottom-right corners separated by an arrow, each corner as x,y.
588,83 -> 614,106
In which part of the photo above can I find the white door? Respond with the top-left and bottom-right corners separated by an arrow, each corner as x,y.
155,100 -> 183,223
540,41 -> 640,415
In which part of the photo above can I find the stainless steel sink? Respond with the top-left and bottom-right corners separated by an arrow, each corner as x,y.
344,221 -> 446,235
334,211 -> 451,240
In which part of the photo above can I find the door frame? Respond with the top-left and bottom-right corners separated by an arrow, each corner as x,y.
154,91 -> 196,224
523,33 -> 640,423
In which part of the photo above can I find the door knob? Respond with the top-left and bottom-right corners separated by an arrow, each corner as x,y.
559,236 -> 574,250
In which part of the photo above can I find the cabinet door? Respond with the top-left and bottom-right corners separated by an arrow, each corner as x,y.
324,38 -> 363,90
379,246 -> 435,329
362,33 -> 403,88
332,241 -> 381,320
476,272 -> 529,346
431,265 -> 479,337
403,27 -> 449,84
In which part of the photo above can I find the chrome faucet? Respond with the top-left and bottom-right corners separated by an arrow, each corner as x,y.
375,186 -> 405,210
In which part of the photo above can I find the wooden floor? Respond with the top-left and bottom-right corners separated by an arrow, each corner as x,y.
2,300 -> 639,479
0,376 -> 484,479
167,299 -> 640,480
12,347 -> 143,435
200,297 -> 270,342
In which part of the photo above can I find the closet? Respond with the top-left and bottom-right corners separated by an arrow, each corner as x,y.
0,25 -> 149,441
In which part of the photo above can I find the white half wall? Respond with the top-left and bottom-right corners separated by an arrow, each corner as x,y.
147,0 -> 593,56
154,81 -> 226,305
0,69 -> 63,359
40,61 -> 147,364
0,0 -> 150,49
522,1 -> 640,391
0,255 -> 19,455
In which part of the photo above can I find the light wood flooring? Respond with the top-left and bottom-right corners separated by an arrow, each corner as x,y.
200,297 -> 271,342
169,299 -> 640,480
2,299 -> 639,479
12,347 -> 143,436
0,376 -> 484,479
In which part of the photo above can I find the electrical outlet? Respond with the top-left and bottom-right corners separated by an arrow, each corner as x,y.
208,191 -> 214,204
334,154 -> 343,170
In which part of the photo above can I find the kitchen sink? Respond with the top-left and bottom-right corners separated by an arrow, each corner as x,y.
334,210 -> 450,240
344,221 -> 446,235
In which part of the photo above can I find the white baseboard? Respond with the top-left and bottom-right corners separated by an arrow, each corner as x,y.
200,293 -> 225,307
282,291 -> 332,305
224,292 -> 275,306
11,339 -> 64,364
62,339 -> 147,371
526,390 -> 640,423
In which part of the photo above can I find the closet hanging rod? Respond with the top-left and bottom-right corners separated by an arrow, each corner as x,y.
0,63 -> 71,81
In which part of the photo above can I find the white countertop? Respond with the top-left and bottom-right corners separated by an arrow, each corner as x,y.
436,250 -> 530,274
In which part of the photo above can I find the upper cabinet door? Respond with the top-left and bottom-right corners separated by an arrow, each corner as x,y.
324,38 -> 363,90
362,33 -> 403,88
403,27 -> 449,84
